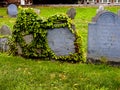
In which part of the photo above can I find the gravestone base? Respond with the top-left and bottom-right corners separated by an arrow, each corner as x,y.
87,57 -> 120,66
88,55 -> 120,62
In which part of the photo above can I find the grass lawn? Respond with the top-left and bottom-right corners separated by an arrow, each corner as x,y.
0,53 -> 120,90
0,6 -> 120,90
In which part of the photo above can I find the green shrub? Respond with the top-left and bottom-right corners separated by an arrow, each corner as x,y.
9,7 -> 85,62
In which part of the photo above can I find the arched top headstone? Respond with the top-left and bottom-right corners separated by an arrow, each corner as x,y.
97,12 -> 116,24
92,11 -> 117,25
7,4 -> 18,17
88,10 -> 120,62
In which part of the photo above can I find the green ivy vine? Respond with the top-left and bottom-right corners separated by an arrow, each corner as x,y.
9,7 -> 85,62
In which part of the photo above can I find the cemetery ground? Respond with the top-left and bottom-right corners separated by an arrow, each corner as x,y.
0,6 -> 120,90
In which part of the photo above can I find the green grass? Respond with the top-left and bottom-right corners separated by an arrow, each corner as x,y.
0,6 -> 120,90
0,54 -> 120,90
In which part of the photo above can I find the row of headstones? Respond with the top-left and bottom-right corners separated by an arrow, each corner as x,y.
0,7 -> 76,57
0,26 -> 76,56
2,5 -> 120,63
6,4 -> 76,19
1,4 -> 40,18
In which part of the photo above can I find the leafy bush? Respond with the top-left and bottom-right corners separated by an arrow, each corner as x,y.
9,7 -> 85,62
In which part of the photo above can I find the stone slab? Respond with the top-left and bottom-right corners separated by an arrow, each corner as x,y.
0,25 -> 12,35
0,38 -> 9,52
7,4 -> 18,17
88,11 -> 120,62
47,27 -> 75,56
66,8 -> 76,19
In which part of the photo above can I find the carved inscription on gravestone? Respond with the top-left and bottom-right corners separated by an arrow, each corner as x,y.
47,28 -> 75,56
88,11 -> 120,62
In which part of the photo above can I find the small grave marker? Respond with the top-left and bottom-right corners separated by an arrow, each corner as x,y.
0,38 -> 9,52
7,4 -> 18,17
0,25 -> 12,35
66,8 -> 76,19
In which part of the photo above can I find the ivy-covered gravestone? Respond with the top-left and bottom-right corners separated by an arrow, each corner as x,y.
10,8 -> 85,62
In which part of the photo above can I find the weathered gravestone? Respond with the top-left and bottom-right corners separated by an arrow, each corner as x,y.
66,8 -> 76,19
47,27 -> 75,56
7,4 -> 18,17
66,8 -> 76,30
88,10 -> 120,62
16,34 -> 33,55
0,38 -> 9,52
0,25 -> 12,35
0,25 -> 12,52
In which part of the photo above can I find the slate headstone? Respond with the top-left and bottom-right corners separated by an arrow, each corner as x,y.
47,27 -> 75,56
0,25 -> 12,35
66,8 -> 76,19
0,38 -> 9,52
88,11 -> 120,62
7,4 -> 18,17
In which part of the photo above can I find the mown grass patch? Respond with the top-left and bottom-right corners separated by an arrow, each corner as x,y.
0,53 -> 120,90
